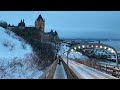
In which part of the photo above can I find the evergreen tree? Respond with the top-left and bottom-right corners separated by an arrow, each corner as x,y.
0,21 -> 8,29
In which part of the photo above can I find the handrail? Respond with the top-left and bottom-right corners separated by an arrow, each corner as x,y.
39,59 -> 58,79
62,60 -> 79,79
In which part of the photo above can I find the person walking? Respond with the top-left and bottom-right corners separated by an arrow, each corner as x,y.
58,56 -> 61,65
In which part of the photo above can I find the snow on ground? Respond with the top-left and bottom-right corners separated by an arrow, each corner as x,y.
59,42 -> 117,79
0,57 -> 43,79
68,51 -> 89,60
0,27 -> 32,61
58,43 -> 69,55
0,27 -> 43,79
59,42 -> 118,67
92,59 -> 120,66
63,58 -> 117,79
58,42 -> 89,60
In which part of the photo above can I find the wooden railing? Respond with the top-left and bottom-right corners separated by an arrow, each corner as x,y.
70,58 -> 120,78
62,60 -> 79,79
39,59 -> 58,79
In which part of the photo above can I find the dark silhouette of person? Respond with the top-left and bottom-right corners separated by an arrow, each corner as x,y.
58,56 -> 61,65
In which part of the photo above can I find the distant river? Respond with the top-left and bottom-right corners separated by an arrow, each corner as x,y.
64,39 -> 120,52
101,40 -> 120,52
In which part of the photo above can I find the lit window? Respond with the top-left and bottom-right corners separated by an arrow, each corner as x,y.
104,46 -> 107,49
108,48 -> 111,51
96,45 -> 98,48
78,46 -> 80,49
111,50 -> 115,53
74,47 -> 76,50
82,45 -> 85,48
100,46 -> 102,48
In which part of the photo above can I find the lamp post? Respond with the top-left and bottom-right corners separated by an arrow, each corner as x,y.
110,47 -> 118,68
115,51 -> 119,68
108,47 -> 119,68
67,53 -> 68,65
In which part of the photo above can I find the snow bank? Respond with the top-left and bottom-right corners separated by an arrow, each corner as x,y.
58,42 -> 89,60
0,57 -> 43,79
0,27 -> 43,79
68,51 -> 89,60
58,43 -> 70,55
0,27 -> 32,61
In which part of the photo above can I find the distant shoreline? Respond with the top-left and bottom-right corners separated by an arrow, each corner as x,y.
62,38 -> 120,41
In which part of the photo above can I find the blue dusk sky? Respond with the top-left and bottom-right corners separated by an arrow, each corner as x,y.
0,11 -> 120,39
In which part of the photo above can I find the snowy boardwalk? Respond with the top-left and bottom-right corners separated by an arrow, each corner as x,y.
53,62 -> 67,79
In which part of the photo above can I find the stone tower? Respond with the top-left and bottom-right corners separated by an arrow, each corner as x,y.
35,14 -> 45,32
18,19 -> 25,27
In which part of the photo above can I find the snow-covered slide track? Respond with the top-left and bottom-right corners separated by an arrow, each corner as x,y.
63,59 -> 118,79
